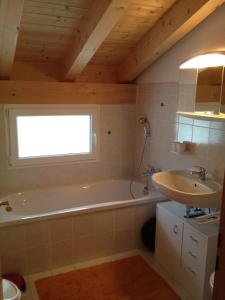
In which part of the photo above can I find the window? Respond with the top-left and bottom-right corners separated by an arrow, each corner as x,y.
5,105 -> 100,167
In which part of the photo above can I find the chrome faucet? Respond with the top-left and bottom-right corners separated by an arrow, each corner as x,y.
190,166 -> 206,181
143,165 -> 157,177
0,201 -> 13,212
143,165 -> 159,195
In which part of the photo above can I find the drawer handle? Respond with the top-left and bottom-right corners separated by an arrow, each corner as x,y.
173,224 -> 179,235
188,251 -> 198,260
187,266 -> 196,275
189,235 -> 199,243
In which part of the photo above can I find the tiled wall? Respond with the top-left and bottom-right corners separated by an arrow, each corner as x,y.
136,83 -> 225,184
0,203 -> 155,274
176,116 -> 225,182
0,104 -> 135,196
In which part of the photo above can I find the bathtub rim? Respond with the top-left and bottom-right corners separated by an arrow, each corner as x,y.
0,192 -> 166,228
0,177 -> 145,199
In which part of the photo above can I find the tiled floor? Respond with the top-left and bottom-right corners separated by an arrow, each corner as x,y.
21,250 -> 194,300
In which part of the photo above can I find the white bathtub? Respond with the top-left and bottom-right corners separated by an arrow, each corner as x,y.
0,179 -> 167,274
0,179 -> 165,227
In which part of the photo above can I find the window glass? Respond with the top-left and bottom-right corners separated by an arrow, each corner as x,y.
17,115 -> 91,158
5,105 -> 100,167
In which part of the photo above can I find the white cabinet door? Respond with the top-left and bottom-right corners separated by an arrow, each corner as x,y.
155,205 -> 184,278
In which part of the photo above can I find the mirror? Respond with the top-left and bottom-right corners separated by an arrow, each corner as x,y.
177,53 -> 225,118
178,66 -> 224,115
178,68 -> 198,113
195,66 -> 223,114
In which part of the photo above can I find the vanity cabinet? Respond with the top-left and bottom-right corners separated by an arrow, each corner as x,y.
155,204 -> 183,279
155,202 -> 218,300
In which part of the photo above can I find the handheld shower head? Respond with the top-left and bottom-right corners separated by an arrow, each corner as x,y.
138,117 -> 150,137
139,117 -> 147,125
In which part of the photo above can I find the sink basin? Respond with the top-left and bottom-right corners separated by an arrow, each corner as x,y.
152,170 -> 222,208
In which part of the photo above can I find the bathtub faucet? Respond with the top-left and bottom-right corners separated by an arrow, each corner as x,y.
143,165 -> 157,177
0,201 -> 13,212
143,165 -> 159,195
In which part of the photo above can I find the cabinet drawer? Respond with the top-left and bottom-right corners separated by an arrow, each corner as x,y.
181,224 -> 207,299
183,224 -> 206,259
182,246 -> 203,270
181,261 -> 204,300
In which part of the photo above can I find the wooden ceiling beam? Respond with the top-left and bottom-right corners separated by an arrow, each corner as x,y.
63,0 -> 131,81
118,0 -> 225,82
0,0 -> 24,79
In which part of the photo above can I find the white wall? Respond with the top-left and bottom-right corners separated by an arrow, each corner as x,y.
136,4 -> 225,184
0,104 -> 135,195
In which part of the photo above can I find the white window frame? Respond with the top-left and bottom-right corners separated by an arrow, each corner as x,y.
5,104 -> 100,168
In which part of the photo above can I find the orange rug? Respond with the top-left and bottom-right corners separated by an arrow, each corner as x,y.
35,255 -> 181,300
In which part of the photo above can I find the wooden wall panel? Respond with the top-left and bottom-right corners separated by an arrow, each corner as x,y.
0,81 -> 136,104
76,64 -> 118,83
11,62 -> 118,83
11,62 -> 61,81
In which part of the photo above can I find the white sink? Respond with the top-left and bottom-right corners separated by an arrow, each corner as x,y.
152,170 -> 222,208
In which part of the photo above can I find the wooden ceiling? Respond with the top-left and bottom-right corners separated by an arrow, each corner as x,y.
16,0 -> 92,63
16,0 -> 176,64
90,0 -> 176,65
1,0 -> 225,82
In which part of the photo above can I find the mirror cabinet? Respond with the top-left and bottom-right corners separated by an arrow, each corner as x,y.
177,58 -> 225,118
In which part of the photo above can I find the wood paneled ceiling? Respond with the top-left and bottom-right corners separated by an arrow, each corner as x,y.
90,0 -> 176,65
16,0 -> 92,62
1,0 -> 225,82
16,0 -> 176,64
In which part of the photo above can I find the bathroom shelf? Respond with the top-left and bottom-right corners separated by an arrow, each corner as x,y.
170,150 -> 192,155
177,111 -> 225,121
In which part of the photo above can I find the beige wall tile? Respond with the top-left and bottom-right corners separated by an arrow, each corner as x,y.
0,225 -> 26,253
1,248 -> 28,274
49,217 -> 73,242
73,214 -> 96,238
0,104 -> 135,195
136,82 -> 225,184
115,207 -> 136,232
95,233 -> 116,257
73,236 -> 97,263
27,244 -> 51,274
114,230 -> 137,253
94,210 -> 115,235
25,221 -> 50,247
209,129 -> 225,164
51,239 -> 73,268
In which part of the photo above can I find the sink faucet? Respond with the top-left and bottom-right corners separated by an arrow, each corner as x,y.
0,201 -> 13,212
190,166 -> 206,181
